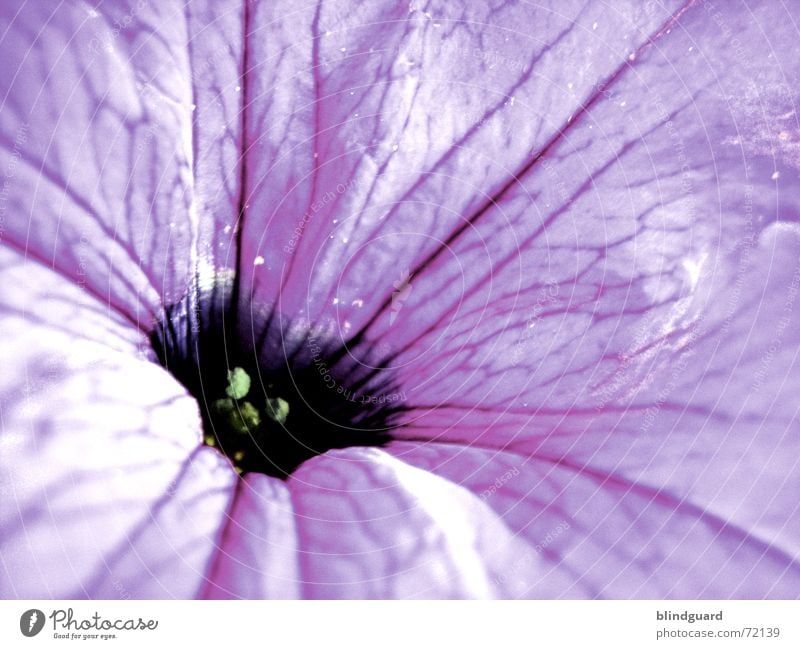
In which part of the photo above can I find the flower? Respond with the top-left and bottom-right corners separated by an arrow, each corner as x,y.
1,1 -> 799,599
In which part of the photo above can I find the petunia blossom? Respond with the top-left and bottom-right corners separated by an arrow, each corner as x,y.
1,0 -> 799,599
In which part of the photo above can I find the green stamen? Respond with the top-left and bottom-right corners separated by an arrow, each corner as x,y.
210,397 -> 261,435
205,366 -> 291,473
265,397 -> 290,425
225,366 -> 251,400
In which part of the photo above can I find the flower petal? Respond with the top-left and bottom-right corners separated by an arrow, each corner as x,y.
202,474 -> 302,599
384,1 -> 800,444
0,0 -> 243,326
195,445 -> 555,599
235,1 -> 682,335
0,251 -> 235,597
286,447 -> 544,598
387,440 -> 800,597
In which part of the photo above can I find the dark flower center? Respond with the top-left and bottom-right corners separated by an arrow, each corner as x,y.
149,284 -> 401,478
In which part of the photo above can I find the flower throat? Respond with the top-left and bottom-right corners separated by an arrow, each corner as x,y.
149,288 -> 401,478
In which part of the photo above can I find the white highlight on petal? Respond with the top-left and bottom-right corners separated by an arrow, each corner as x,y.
682,251 -> 708,291
363,449 -> 497,597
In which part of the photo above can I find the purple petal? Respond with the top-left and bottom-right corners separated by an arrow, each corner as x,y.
205,447 -> 546,598
0,1 -> 243,325
2,0 -> 799,600
236,1 -> 686,333
233,0 -> 800,596
0,2 -> 249,597
202,474 -> 301,599
0,252 -> 236,597
388,439 -> 800,598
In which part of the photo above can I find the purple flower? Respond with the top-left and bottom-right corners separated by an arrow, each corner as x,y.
1,1 -> 799,599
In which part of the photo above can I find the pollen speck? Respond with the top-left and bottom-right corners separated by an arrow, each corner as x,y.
225,367 -> 251,399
